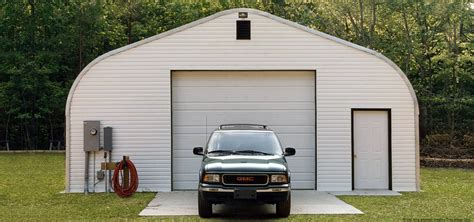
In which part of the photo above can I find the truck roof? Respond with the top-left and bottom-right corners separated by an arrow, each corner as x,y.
217,124 -> 272,131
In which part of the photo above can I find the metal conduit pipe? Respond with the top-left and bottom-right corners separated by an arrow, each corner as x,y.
93,152 -> 96,192
84,151 -> 89,194
104,151 -> 108,193
108,150 -> 112,192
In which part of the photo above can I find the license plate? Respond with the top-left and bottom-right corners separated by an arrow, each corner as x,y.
234,189 -> 257,199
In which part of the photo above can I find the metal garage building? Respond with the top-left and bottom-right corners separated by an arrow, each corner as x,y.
65,8 -> 419,192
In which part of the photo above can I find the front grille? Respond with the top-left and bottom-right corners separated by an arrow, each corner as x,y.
222,174 -> 268,186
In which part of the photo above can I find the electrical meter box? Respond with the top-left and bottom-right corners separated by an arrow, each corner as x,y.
83,121 -> 100,151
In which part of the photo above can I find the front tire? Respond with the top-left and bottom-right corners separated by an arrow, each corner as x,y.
198,192 -> 212,218
276,193 -> 291,217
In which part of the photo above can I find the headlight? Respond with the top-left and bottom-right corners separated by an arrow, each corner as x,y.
270,174 -> 288,183
203,174 -> 220,183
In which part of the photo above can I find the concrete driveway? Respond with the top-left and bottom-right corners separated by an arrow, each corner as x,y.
139,190 -> 363,217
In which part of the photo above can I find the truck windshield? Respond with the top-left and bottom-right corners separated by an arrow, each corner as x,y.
206,131 -> 283,155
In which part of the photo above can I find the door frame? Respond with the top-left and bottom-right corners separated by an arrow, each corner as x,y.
170,70 -> 318,190
351,108 -> 392,190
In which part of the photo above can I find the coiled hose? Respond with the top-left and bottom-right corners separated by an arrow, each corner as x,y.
112,159 -> 139,197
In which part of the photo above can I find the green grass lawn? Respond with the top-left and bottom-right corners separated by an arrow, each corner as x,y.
0,153 -> 472,221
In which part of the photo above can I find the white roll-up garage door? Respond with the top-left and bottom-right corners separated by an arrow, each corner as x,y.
172,71 -> 315,190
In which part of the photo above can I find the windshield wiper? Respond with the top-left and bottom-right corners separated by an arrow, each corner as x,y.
207,150 -> 236,155
234,150 -> 273,155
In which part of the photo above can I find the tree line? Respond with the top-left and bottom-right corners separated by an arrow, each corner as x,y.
0,0 -> 472,157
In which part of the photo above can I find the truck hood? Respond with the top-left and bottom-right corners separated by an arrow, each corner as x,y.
203,155 -> 288,173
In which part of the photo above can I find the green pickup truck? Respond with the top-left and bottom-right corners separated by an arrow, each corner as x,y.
193,124 -> 295,218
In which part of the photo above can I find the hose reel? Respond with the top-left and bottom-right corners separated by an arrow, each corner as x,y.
112,156 -> 139,197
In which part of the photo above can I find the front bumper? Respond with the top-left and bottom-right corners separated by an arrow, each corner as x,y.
199,183 -> 290,204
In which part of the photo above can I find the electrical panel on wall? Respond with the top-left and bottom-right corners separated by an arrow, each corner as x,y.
83,121 -> 100,151
103,127 -> 113,151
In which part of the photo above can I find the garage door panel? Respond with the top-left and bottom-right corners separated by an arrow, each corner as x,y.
173,111 -> 314,126
288,149 -> 314,157
271,126 -> 315,133
173,134 -> 208,147
173,126 -> 209,134
172,112 -> 208,126
172,71 -> 315,190
287,157 -> 315,172
174,150 -> 201,158
173,79 -> 314,87
172,71 -> 315,87
277,135 -> 314,148
291,172 -> 315,178
173,158 -> 202,173
173,173 -> 199,182
292,181 -> 316,189
173,102 -> 314,110
200,111 -> 314,126
173,182 -> 198,190
174,86 -> 315,102
173,125 -> 316,134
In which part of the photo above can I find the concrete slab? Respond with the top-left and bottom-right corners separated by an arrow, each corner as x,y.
330,190 -> 401,196
140,191 -> 197,216
139,190 -> 363,217
290,190 -> 363,214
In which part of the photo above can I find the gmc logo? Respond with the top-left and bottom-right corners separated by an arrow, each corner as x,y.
236,176 -> 255,182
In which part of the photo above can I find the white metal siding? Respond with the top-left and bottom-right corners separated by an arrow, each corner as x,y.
172,71 -> 315,190
67,10 -> 417,192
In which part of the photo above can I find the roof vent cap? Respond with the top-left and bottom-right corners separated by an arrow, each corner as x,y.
238,12 -> 248,18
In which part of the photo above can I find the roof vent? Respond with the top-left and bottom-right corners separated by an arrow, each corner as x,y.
236,20 -> 251,40
238,12 -> 248,18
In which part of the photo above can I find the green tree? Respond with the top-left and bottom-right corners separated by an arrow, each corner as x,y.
0,0 -> 472,155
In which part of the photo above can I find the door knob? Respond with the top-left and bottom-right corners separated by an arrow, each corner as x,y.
353,154 -> 357,158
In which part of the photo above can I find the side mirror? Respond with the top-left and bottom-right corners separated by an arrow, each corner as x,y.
193,147 -> 204,155
284,147 -> 296,156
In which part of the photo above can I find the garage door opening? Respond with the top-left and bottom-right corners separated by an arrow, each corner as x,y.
171,70 -> 316,190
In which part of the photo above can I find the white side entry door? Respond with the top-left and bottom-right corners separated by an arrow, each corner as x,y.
353,110 -> 389,190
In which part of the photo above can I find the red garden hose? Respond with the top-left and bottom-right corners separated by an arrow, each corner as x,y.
112,159 -> 139,197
